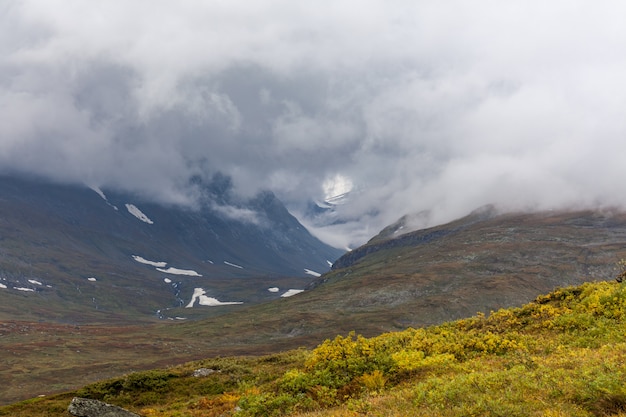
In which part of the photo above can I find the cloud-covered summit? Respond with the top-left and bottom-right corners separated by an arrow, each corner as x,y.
2,1 -> 626,247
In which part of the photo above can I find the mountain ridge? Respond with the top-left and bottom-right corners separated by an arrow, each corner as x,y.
0,174 -> 343,323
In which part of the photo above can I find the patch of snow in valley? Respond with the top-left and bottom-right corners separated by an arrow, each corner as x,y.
281,289 -> 304,298
132,255 -> 167,268
327,260 -> 333,267
87,277 -> 97,282
164,278 -> 172,283
0,283 -> 6,289
304,269 -> 321,277
224,261 -> 243,269
14,287 -> 35,292
125,204 -> 154,224
185,288 -> 243,308
157,267 -> 202,277
28,279 -> 43,285
268,287 -> 280,293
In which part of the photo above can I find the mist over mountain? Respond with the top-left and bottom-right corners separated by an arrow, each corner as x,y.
3,1 -> 626,248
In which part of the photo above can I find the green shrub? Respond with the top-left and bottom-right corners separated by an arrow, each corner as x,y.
236,392 -> 304,416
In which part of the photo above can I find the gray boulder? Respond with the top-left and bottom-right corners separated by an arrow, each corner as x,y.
192,367 -> 217,377
68,397 -> 141,417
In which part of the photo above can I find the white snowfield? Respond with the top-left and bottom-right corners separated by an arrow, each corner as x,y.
132,255 -> 167,268
157,267 -> 202,277
281,289 -> 304,298
28,279 -> 43,285
164,278 -> 172,283
304,269 -> 321,277
14,287 -> 35,292
87,277 -> 97,282
224,261 -> 243,269
268,287 -> 280,293
185,288 -> 243,308
0,283 -> 6,289
125,204 -> 154,224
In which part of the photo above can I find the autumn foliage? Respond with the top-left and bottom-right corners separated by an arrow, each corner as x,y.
4,281 -> 626,417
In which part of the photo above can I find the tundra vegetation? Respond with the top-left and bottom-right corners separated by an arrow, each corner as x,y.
2,280 -> 626,416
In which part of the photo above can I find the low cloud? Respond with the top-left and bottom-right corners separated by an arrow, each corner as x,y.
2,1 -> 626,247
211,204 -> 262,226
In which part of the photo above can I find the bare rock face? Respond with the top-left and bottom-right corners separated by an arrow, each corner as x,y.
68,397 -> 141,417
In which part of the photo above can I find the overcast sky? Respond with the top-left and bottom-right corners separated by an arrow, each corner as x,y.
2,1 -> 626,248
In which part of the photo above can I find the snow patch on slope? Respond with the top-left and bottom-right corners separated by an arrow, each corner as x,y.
133,255 -> 201,276
90,186 -> 119,210
281,289 -> 304,298
185,288 -> 243,308
224,261 -> 243,269
28,279 -> 42,285
157,267 -> 202,277
0,283 -> 6,289
132,255 -> 167,268
268,287 -> 280,293
125,204 -> 153,224
304,269 -> 321,277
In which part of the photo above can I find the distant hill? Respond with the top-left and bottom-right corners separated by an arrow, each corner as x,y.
299,206 -> 626,330
0,174 -> 343,323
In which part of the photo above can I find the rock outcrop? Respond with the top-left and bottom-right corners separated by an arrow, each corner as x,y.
68,397 -> 140,417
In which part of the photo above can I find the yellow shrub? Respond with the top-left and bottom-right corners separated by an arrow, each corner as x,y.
359,370 -> 386,391
392,350 -> 425,372
392,350 -> 456,373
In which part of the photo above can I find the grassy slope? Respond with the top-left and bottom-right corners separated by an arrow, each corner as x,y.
4,280 -> 626,417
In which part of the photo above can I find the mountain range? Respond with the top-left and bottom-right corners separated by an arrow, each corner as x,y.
0,174 -> 343,323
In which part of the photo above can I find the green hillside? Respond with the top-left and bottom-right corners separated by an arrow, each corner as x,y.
3,280 -> 626,416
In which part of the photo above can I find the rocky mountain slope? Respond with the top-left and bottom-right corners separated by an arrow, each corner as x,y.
0,174 -> 343,323
306,206 -> 626,329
